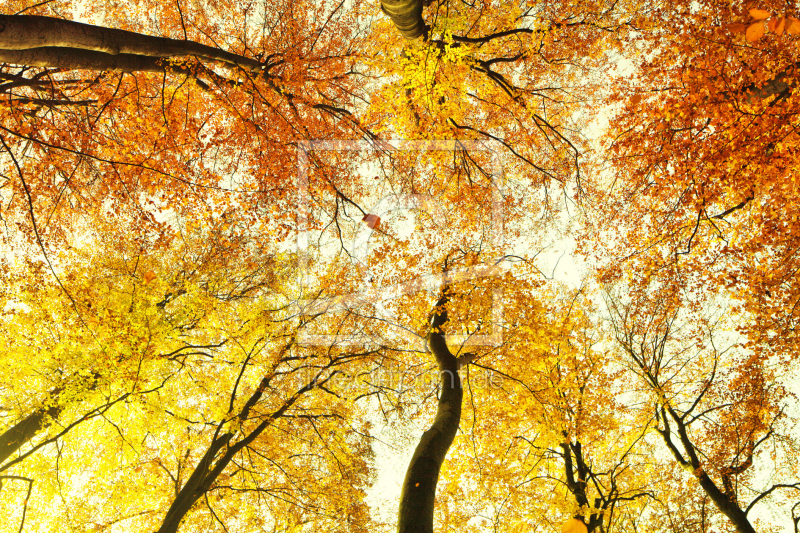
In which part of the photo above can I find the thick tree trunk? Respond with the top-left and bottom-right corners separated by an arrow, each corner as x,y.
0,15 -> 262,71
157,432 -> 234,533
0,398 -> 61,469
0,47 -> 164,72
0,372 -> 102,470
380,0 -> 425,41
397,289 -> 462,533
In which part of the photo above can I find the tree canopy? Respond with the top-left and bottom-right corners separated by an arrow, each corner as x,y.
1,1 -> 799,533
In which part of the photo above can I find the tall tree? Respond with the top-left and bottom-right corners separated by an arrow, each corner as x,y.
0,218 -> 381,532
605,286 -> 800,533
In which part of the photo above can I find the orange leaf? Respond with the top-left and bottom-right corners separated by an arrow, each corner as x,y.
749,8 -> 771,20
772,17 -> 786,34
768,17 -> 779,31
787,16 -> 800,34
631,94 -> 642,104
362,214 -> 381,230
746,21 -> 765,41
143,270 -> 156,284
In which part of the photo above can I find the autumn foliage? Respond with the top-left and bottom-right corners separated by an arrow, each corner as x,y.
1,1 -> 800,533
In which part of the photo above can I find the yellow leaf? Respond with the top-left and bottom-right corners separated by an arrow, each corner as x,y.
746,21 -> 765,41
562,518 -> 588,533
749,8 -> 771,20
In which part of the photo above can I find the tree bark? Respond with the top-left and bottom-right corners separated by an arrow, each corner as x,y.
0,397 -> 61,469
155,375 -> 317,533
397,288 -> 462,533
0,15 -> 263,71
0,372 -> 101,470
0,47 -> 165,72
659,406 -> 758,533
380,0 -> 425,41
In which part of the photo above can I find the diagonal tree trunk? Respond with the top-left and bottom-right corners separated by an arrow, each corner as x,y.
156,374 -> 321,533
0,47 -> 165,72
657,405 -> 758,533
0,394 -> 62,469
0,15 -> 263,71
0,371 -> 100,470
397,287 -> 463,533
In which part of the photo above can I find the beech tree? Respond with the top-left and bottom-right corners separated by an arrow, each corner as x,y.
0,216 -> 382,532
604,287 -> 800,533
591,0 -> 800,361
0,2 -> 371,267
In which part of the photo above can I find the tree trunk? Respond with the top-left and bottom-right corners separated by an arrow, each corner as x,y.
0,15 -> 262,71
380,0 -> 425,41
155,375 -> 316,533
0,47 -> 165,72
0,371 -> 104,470
397,289 -> 462,533
660,407 -> 758,533
0,399 -> 61,469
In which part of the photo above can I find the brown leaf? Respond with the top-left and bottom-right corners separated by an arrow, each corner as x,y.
746,21 -> 766,41
362,214 -> 381,230
631,94 -> 642,104
725,22 -> 749,33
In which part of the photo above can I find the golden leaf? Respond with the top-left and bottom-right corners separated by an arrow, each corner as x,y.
562,518 -> 588,533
